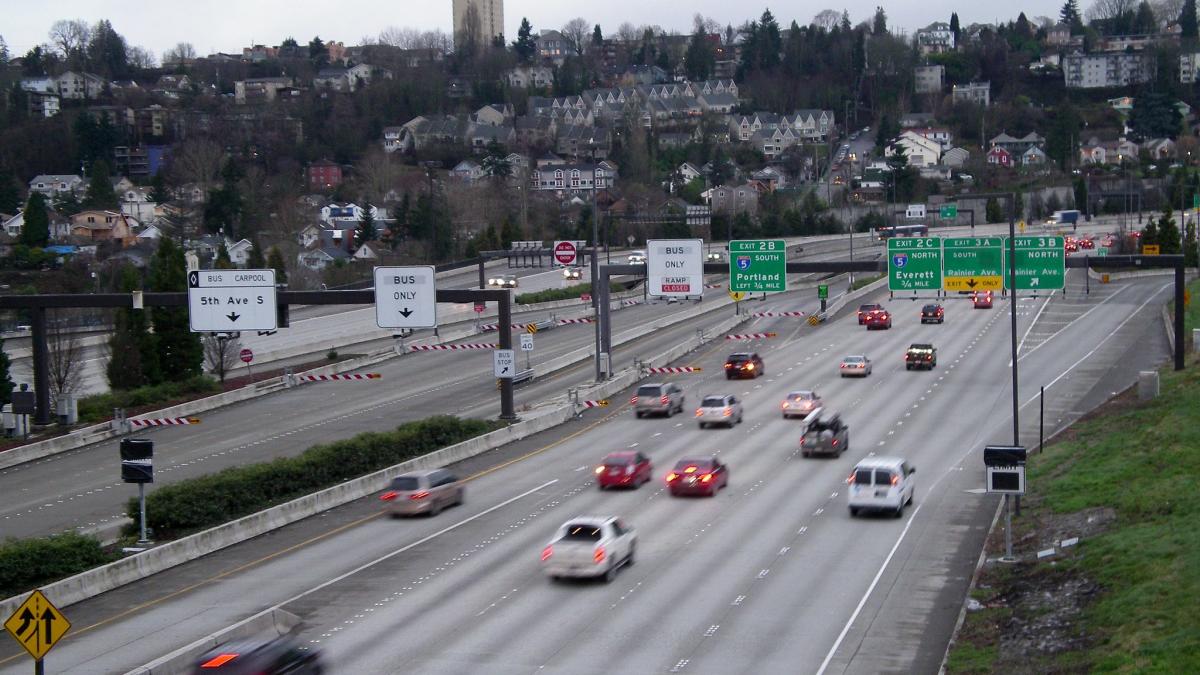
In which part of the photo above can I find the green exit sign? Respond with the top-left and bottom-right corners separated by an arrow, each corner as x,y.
817,284 -> 828,299
729,240 -> 787,293
940,204 -> 958,220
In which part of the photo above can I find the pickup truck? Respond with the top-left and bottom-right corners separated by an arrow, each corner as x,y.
905,343 -> 937,370
541,516 -> 636,583
800,409 -> 848,458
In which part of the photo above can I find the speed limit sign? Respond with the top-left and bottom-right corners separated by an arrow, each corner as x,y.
520,333 -> 534,351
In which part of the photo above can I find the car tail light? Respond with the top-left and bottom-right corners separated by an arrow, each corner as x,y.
745,363 -> 755,370
666,472 -> 679,482
595,466 -> 605,475
541,545 -> 553,561
891,474 -> 900,486
724,363 -> 733,368
832,439 -> 839,446
904,354 -> 910,360
660,396 -> 669,405
782,402 -> 789,409
846,471 -> 856,484
380,491 -> 398,501
722,407 -> 732,417
630,396 -> 639,405
840,363 -> 847,368
200,653 -> 240,668
594,546 -> 606,564
700,473 -> 713,483
409,491 -> 430,501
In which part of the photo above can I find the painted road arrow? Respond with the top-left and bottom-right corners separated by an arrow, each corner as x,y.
226,312 -> 240,322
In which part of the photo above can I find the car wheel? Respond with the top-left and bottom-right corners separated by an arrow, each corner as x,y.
430,501 -> 442,517
456,490 -> 465,506
802,449 -> 810,458
604,563 -> 618,583
699,422 -> 706,429
907,490 -> 914,506
626,544 -> 636,567
906,364 -> 912,371
849,507 -> 859,517
894,504 -> 905,518
635,411 -> 643,419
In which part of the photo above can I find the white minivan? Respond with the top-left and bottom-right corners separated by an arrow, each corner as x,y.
847,456 -> 915,518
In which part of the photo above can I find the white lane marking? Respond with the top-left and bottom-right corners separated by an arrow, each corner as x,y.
1015,283 -> 1133,363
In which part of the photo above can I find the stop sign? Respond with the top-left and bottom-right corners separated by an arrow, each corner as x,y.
553,240 -> 577,266
239,348 -> 254,363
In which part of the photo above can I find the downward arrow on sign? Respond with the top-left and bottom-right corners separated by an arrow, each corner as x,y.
966,279 -> 978,288
226,312 -> 241,322
399,308 -> 413,318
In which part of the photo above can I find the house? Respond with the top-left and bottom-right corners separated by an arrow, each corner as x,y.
69,210 -> 138,246
352,242 -> 384,262
530,161 -> 617,196
297,245 -> 351,272
678,163 -> 703,184
696,92 -> 738,114
915,65 -> 945,94
620,65 -> 668,86
751,167 -> 785,191
154,74 -> 191,96
1182,53 -> 1200,84
26,91 -> 60,117
990,132 -> 1046,155
473,104 -> 514,126
1143,138 -> 1177,160
120,186 -> 158,222
556,125 -> 611,159
506,65 -> 555,89
308,159 -> 343,191
450,160 -> 485,182
787,109 -> 836,141
467,123 -> 516,153
2,212 -> 24,238
900,112 -> 936,128
55,71 -> 105,100
135,222 -> 166,243
1021,146 -> 1049,166
313,63 -> 375,92
1063,52 -> 1155,89
227,238 -> 254,266
942,147 -> 970,168
912,127 -> 953,147
514,116 -> 556,147
234,77 -> 294,104
382,126 -> 404,153
535,30 -> 569,63
29,175 -> 85,198
888,131 -> 943,167
916,22 -> 956,55
707,183 -> 759,217
952,81 -> 991,107
1046,23 -> 1071,47
987,146 -> 1014,168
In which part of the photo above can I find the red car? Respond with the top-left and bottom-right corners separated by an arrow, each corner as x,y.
595,451 -> 652,490
666,456 -> 729,497
1079,238 -> 1095,249
973,291 -> 994,309
857,303 -> 883,324
1065,241 -> 1079,252
864,309 -> 892,330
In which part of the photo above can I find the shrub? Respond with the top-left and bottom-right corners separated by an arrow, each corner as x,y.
128,416 -> 498,538
77,376 -> 220,423
515,281 -> 626,305
0,533 -> 117,599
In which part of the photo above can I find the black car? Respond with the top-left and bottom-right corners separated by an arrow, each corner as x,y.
920,304 -> 945,324
192,637 -> 324,674
724,352 -> 764,379
904,343 -> 937,370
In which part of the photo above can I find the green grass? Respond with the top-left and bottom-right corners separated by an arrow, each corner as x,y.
850,274 -> 883,291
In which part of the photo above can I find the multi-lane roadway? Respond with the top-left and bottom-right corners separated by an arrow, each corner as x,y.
0,245 -> 1173,673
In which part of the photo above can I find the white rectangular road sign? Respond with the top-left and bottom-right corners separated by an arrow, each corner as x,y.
647,239 -> 703,297
374,266 -> 437,328
905,204 -> 926,219
187,269 -> 277,333
519,333 -> 534,351
494,349 -> 516,378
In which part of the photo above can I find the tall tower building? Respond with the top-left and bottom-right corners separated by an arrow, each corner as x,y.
452,0 -> 504,49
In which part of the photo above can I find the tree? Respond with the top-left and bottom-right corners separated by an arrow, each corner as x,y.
812,9 -> 842,30
267,246 -> 288,284
1185,220 -> 1198,267
1182,0 -> 1199,38
1158,207 -> 1182,253
1141,214 -> 1160,248
872,6 -> 888,35
86,19 -> 128,79
148,237 -> 203,381
246,239 -> 266,269
0,337 -> 12,407
0,167 -> 20,213
592,24 -> 604,46
986,197 -> 1004,223
1128,91 -> 1183,140
202,333 -> 241,383
83,160 -> 119,210
1046,102 -> 1082,169
214,242 -> 234,269
48,19 -> 91,64
1061,0 -> 1085,31
0,35 -> 8,63
562,18 -> 590,55
19,193 -> 49,248
685,27 -> 715,81
355,206 -> 378,247
149,172 -> 170,204
106,264 -> 155,389
513,18 -> 536,62
308,35 -> 328,66
47,310 -> 84,407
162,42 -> 196,65
170,139 -> 224,194
950,12 -> 961,41
1133,1 -> 1159,31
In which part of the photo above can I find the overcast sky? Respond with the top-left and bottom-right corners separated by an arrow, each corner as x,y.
4,1 -> 1068,60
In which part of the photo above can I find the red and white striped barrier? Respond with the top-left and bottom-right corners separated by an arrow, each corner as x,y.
130,417 -> 199,428
753,311 -> 806,318
557,317 -> 595,325
479,322 -> 525,332
704,283 -> 723,289
297,373 -> 381,382
621,299 -> 642,307
725,332 -> 778,340
581,400 -> 609,408
409,343 -> 498,352
645,366 -> 702,374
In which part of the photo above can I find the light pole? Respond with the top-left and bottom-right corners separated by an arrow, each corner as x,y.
590,143 -> 603,381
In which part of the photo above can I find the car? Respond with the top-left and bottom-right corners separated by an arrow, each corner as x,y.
840,354 -> 872,377
857,303 -> 884,324
864,309 -> 892,330
379,468 -> 464,517
695,394 -> 743,428
541,516 -> 636,582
192,636 -> 325,674
632,382 -> 685,418
1065,241 -> 1079,252
847,456 -> 916,518
666,456 -> 729,497
705,251 -> 724,262
1079,238 -> 1095,249
972,291 -> 993,309
800,409 -> 848,458
904,343 -> 937,370
781,390 -> 822,419
562,266 -> 582,280
833,175 -> 845,185
595,451 -> 653,489
724,352 -> 764,379
920,304 -> 945,324
627,250 -> 647,264
487,274 -> 518,288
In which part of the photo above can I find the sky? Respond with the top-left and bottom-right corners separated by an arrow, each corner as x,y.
3,1 -> 1068,60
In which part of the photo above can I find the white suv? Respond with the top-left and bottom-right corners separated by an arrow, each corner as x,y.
695,394 -> 744,429
847,456 -> 916,518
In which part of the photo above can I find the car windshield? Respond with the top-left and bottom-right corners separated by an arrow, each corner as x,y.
727,354 -> 751,362
389,476 -> 420,491
923,305 -> 939,312
604,454 -> 634,466
636,386 -> 662,397
561,524 -> 603,541
701,396 -> 728,407
789,391 -> 814,400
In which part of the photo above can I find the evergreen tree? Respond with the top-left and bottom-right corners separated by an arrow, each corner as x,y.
355,206 -> 378,247
1128,92 -> 1183,140
872,6 -> 888,36
106,264 -> 155,389
1182,0 -> 1199,40
0,167 -> 19,213
1061,0 -> 1083,32
513,18 -> 537,62
500,216 -> 522,247
148,237 -> 203,381
1133,2 -> 1157,34
685,28 -> 715,81
214,242 -> 234,269
83,160 -> 119,210
949,13 -> 961,42
246,238 -> 266,269
267,246 -> 288,284
757,10 -> 782,71
19,192 -> 50,247
1185,221 -> 1199,267
1074,177 -> 1088,214
1159,207 -> 1182,254
986,197 -> 1004,223
1141,216 -> 1160,249
592,24 -> 603,46
0,337 -> 13,407
149,171 -> 170,204
54,192 -> 83,217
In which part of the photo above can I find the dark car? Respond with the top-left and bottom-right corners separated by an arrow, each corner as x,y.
973,291 -> 993,309
724,352 -> 764,379
904,343 -> 937,370
596,451 -> 653,490
666,456 -> 729,497
920,304 -> 944,324
857,303 -> 883,325
864,309 -> 892,330
192,636 -> 324,674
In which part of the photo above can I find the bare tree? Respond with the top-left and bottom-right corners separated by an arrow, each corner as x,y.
47,310 -> 84,407
1152,0 -> 1185,27
562,17 -> 590,55
419,29 -> 453,53
1086,0 -> 1137,22
126,45 -> 156,69
48,19 -> 91,58
355,149 -> 401,205
170,139 -> 225,194
617,22 -> 639,44
202,333 -> 241,383
378,26 -> 422,48
457,2 -> 483,53
162,42 -> 197,64
812,9 -> 842,30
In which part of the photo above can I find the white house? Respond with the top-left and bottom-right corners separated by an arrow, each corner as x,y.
29,174 -> 85,197
887,131 -> 943,167
55,71 -> 106,100
227,238 -> 254,266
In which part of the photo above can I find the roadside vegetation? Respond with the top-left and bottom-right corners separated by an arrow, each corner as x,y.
515,281 -> 625,305
946,282 -> 1200,672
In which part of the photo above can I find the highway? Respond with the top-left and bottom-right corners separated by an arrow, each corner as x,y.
0,260 -> 1172,674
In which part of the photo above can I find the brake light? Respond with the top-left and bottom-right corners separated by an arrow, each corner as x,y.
660,396 -> 669,405
684,466 -> 698,473
541,545 -> 553,561
840,363 -> 847,368
409,491 -> 430,501
695,409 -> 703,417
782,402 -> 789,409
700,473 -> 713,483
594,546 -> 606,564
904,354 -> 910,360
722,407 -> 732,417
667,472 -> 679,482
595,466 -> 605,474
630,396 -> 639,405
380,491 -> 398,501
745,363 -> 755,370
832,439 -> 839,446
891,474 -> 900,486
846,471 -> 856,484
200,653 -> 240,668
724,363 -> 733,368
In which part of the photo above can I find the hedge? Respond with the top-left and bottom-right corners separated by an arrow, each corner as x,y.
78,376 -> 221,423
126,416 -> 499,538
515,281 -> 625,305
0,533 -> 117,599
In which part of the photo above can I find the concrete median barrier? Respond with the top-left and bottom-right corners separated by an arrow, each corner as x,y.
125,608 -> 300,675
